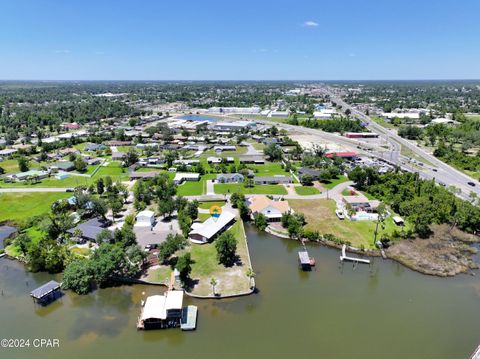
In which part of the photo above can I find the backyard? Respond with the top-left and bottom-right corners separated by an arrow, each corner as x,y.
289,199 -> 409,249
0,192 -> 71,222
214,183 -> 287,195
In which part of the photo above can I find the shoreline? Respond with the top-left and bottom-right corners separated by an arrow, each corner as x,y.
263,224 -> 479,277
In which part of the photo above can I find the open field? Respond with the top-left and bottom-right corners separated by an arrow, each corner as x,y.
0,192 -> 71,222
0,162 -> 129,188
214,183 -> 287,195
176,180 -> 204,196
321,176 -> 348,189
294,186 -> 321,195
289,199 -> 410,249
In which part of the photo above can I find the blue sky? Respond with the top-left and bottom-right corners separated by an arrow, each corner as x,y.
1,0 -> 479,80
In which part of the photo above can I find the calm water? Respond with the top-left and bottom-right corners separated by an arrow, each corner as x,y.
1,225 -> 479,359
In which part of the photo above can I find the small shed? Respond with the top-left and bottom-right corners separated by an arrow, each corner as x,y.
136,210 -> 155,227
30,280 -> 62,305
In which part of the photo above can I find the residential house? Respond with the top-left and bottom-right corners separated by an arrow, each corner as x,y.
67,217 -> 111,242
298,167 -> 321,180
112,152 -> 126,161
253,175 -> 292,185
216,173 -> 244,183
189,211 -> 236,244
239,155 -> 265,164
173,173 -> 200,185
248,195 -> 291,222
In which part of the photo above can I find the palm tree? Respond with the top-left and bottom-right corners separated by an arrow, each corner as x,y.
210,277 -> 217,296
246,268 -> 256,289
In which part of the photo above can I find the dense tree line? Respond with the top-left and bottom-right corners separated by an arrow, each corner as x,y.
348,167 -> 480,237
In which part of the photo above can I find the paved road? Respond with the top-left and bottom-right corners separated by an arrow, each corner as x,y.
309,86 -> 480,200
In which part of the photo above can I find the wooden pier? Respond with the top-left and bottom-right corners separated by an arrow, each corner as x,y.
340,245 -> 370,264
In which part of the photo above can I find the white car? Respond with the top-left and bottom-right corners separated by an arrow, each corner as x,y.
335,209 -> 345,220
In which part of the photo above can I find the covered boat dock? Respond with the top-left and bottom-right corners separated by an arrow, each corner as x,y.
30,280 -> 62,305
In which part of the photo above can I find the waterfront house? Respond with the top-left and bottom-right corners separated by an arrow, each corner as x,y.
189,211 -> 236,244
342,195 -> 381,213
248,195 -> 291,222
67,217 -> 111,242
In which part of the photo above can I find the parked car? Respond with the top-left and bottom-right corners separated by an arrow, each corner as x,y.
335,209 -> 345,220
468,181 -> 476,187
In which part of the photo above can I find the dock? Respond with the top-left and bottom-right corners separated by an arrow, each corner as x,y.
470,344 -> 480,359
340,245 -> 370,264
30,280 -> 62,305
298,249 -> 315,270
180,305 -> 198,331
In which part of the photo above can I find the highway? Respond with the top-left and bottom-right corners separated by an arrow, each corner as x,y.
319,86 -> 480,200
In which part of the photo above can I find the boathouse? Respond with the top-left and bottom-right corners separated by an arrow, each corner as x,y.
138,290 -> 184,330
298,250 -> 312,271
30,280 -> 62,305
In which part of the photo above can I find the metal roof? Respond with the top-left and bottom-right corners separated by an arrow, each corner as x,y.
30,280 -> 61,299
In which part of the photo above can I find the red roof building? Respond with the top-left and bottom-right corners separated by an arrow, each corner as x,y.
325,151 -> 358,158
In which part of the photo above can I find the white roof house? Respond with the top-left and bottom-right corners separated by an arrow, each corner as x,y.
174,173 -> 200,184
135,210 -> 155,227
189,211 -> 236,244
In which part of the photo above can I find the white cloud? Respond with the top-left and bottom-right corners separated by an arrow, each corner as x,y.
348,53 -> 356,57
303,21 -> 318,27
53,49 -> 71,54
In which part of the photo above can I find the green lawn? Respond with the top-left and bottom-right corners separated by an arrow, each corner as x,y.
198,201 -> 226,210
0,159 -> 20,173
0,162 -> 129,188
254,163 -> 290,177
321,176 -> 349,189
146,266 -> 172,284
0,192 -> 71,222
294,186 -> 320,195
203,147 -> 248,155
176,180 -> 204,196
214,183 -> 287,195
289,199 -> 411,249
188,219 -> 251,296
